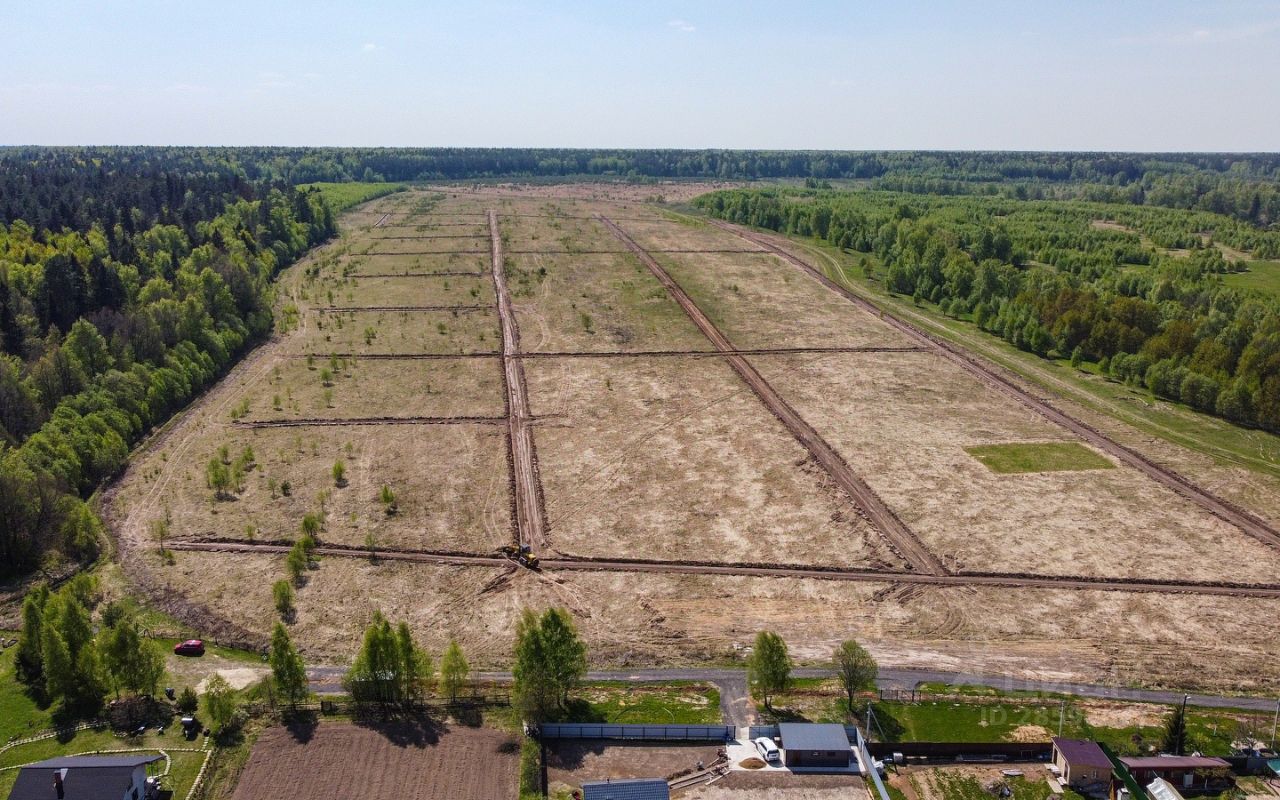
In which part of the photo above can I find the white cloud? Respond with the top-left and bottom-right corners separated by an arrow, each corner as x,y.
362,42 -> 381,52
667,19 -> 695,33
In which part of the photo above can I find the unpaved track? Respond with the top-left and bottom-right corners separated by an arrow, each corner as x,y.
231,416 -> 506,428
287,346 -> 926,361
347,271 -> 487,278
714,220 -> 1280,554
163,540 -> 1280,599
317,305 -> 491,313
490,209 -> 550,550
600,215 -> 945,575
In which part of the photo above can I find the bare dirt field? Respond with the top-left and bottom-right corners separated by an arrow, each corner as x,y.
547,741 -> 722,790
238,355 -> 504,421
509,251 -> 709,353
102,185 -> 1280,694
230,721 -> 518,800
750,351 -> 1280,582
527,354 -> 898,568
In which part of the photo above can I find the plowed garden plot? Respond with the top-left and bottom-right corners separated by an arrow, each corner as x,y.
337,251 -> 489,275
524,355 -> 898,568
508,252 -> 708,353
355,235 -> 490,255
239,356 -> 504,421
749,351 -> 1280,583
547,741 -> 722,790
291,308 -> 499,355
367,220 -> 490,237
311,274 -> 495,307
230,722 -> 518,800
653,251 -> 916,351
139,424 -> 511,553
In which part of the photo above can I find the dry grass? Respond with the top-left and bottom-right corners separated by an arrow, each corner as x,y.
290,308 -> 499,355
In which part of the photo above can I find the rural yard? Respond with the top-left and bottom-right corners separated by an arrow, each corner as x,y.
104,184 -> 1280,694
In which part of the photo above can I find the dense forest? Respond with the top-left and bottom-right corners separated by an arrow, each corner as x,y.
5,147 -> 1279,225
696,188 -> 1280,433
0,150 -> 342,578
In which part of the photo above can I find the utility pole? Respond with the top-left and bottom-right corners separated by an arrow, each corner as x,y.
1059,699 -> 1066,737
1272,698 -> 1278,751
1179,695 -> 1190,756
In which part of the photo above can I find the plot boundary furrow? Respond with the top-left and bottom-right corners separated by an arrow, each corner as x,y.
163,540 -> 1280,599
712,220 -> 1280,553
490,209 -> 551,550
599,215 -> 945,575
316,305 -> 491,313
230,416 -> 507,428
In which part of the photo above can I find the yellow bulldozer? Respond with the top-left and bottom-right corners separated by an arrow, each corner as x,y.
498,544 -> 540,570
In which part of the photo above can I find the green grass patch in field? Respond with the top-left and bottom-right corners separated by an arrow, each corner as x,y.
966,442 -> 1115,473
298,182 -> 404,212
1223,261 -> 1280,296
561,682 -> 721,724
0,635 -> 52,744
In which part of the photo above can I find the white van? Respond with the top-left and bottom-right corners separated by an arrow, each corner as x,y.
753,737 -> 781,763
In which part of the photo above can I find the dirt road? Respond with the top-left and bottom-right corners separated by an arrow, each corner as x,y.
714,220 -> 1280,554
490,209 -> 549,550
599,215 -> 945,575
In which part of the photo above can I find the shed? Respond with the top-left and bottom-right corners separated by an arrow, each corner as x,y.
778,723 -> 852,769
1052,737 -> 1113,787
1119,756 -> 1233,794
581,778 -> 670,800
7,754 -> 163,800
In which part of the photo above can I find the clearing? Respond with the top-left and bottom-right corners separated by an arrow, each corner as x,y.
964,442 -> 1115,473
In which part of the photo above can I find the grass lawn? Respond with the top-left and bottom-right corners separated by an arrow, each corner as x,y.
1223,261 -> 1280,296
561,682 -> 721,725
0,634 -> 51,744
0,727 -> 208,798
965,442 -> 1115,473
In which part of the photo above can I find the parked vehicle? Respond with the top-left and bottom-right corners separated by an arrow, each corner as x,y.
173,639 -> 205,656
753,737 -> 781,763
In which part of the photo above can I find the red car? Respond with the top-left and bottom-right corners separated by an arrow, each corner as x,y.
173,639 -> 205,656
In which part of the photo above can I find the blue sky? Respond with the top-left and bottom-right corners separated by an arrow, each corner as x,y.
2,0 -> 1278,150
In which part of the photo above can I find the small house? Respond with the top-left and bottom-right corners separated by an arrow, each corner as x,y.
7,754 -> 163,800
778,723 -> 853,769
580,778 -> 670,800
1052,737 -> 1113,787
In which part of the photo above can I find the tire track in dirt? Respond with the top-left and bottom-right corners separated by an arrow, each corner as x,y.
490,209 -> 551,551
713,220 -> 1280,554
163,540 -> 1280,599
230,416 -> 507,428
599,215 -> 945,575
316,305 -> 492,313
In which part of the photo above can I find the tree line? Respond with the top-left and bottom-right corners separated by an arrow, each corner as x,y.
697,188 -> 1280,433
0,166 -> 336,578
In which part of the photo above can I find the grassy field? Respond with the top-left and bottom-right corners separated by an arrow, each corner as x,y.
1224,261 -> 1280,296
564,682 -> 721,725
0,635 -> 51,744
763,679 -> 1269,755
965,442 -> 1115,473
298,182 -> 405,212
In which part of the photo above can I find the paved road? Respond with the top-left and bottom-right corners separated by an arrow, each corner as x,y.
306,665 -> 1280,717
